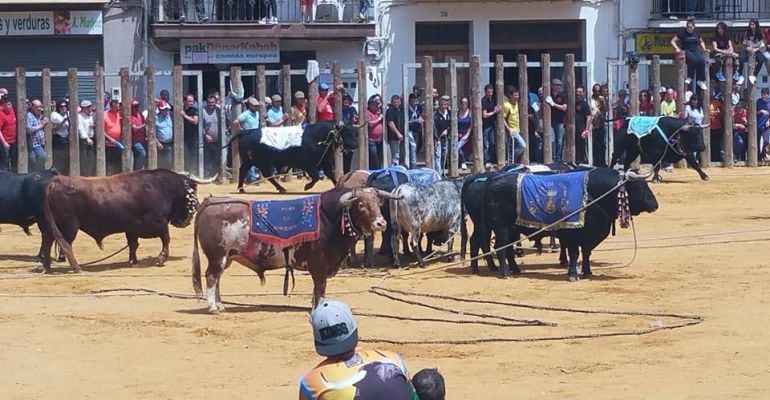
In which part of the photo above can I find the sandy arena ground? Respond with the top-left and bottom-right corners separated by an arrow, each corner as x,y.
1,168 -> 770,399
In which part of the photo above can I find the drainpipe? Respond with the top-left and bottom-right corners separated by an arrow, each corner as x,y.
616,0 -> 624,89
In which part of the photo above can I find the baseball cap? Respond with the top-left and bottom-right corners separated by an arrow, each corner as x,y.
271,94 -> 282,102
294,91 -> 305,99
247,97 -> 259,106
80,99 -> 93,108
157,100 -> 171,110
551,78 -> 563,86
319,82 -> 330,91
130,98 -> 140,107
311,299 -> 358,356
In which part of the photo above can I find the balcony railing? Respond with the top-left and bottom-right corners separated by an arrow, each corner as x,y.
652,0 -> 770,20
153,0 -> 372,24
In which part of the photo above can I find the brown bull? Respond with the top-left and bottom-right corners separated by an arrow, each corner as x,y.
336,170 -> 370,189
191,187 -> 398,313
42,169 -> 215,272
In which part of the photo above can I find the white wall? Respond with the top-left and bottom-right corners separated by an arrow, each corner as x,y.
376,0 -> 619,95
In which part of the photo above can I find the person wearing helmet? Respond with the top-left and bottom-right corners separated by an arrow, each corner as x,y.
298,300 -> 418,400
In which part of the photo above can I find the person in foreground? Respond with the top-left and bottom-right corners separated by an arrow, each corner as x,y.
299,299 -> 418,400
411,368 -> 446,400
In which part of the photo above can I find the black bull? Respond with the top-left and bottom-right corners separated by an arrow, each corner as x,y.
611,116 -> 709,183
470,168 -> 658,280
0,169 -> 59,261
227,121 -> 360,194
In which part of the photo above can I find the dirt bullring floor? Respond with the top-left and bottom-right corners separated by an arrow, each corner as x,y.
1,168 -> 770,399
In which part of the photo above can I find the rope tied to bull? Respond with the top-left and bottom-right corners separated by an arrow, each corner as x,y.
316,123 -> 345,167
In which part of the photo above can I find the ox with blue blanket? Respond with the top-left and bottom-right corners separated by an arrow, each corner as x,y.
516,171 -> 589,230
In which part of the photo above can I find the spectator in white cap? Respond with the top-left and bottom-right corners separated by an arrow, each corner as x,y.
78,99 -> 96,176
298,299 -> 418,400
291,91 -> 307,126
155,100 -> 174,169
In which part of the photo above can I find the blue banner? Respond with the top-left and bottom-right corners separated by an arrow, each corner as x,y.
250,196 -> 320,249
516,172 -> 589,230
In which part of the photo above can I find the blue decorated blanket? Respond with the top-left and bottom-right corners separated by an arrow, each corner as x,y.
627,116 -> 667,140
249,196 -> 320,248
406,167 -> 441,186
516,171 -> 589,230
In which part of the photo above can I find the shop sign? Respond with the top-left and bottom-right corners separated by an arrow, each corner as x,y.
180,39 -> 280,64
636,31 -> 744,55
0,11 -> 103,36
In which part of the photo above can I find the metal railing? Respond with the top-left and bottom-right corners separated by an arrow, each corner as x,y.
652,0 -> 770,20
153,0 -> 372,24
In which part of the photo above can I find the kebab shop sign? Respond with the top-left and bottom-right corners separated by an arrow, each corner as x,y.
181,39 -> 280,64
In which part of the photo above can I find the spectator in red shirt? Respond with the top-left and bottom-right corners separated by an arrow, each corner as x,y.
709,90 -> 724,162
639,90 -> 654,116
104,99 -> 123,175
0,94 -> 17,171
733,101 -> 748,162
130,99 -> 147,170
316,83 -> 335,122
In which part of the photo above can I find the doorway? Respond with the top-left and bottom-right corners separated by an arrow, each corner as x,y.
415,22 -> 471,98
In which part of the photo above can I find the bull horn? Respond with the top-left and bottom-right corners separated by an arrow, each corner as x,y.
339,191 -> 358,207
376,189 -> 402,200
625,170 -> 653,181
177,171 -> 218,184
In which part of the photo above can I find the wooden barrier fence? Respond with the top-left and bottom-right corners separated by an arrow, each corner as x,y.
1,53 -> 765,180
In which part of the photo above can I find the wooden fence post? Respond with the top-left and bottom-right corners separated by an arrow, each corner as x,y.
628,61 -> 639,115
423,56 -> 435,171
68,68 -> 81,177
495,54 -> 506,166
120,68 -> 133,172
701,64 -> 711,167
229,66 -> 241,180
94,66 -> 105,176
357,60 -> 368,169
172,65 -> 184,172
332,61 -> 344,178
675,56 -> 687,169
471,56 -> 483,173
747,53 -> 758,167
145,67 -> 157,170
308,76 -> 318,125
257,65 -> 267,129
723,59 -> 734,167
448,58 -> 458,177
564,53 -> 576,163
518,54 -> 530,165
652,55 -> 662,115
42,68 -> 53,169
15,67 -> 28,174
541,54 -> 552,164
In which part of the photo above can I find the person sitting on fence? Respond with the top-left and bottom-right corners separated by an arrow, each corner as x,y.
26,99 -> 49,172
639,89 -> 654,116
671,19 -> 709,91
104,99 -> 124,175
411,368 -> 446,400
434,95 -> 451,173
733,101 -> 748,162
298,299 -> 418,400
712,21 -> 744,85
743,19 -> 769,86
77,100 -> 96,176
0,94 -> 17,172
50,100 -> 70,175
155,100 -> 174,170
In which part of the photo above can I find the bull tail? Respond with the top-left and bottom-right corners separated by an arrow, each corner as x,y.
191,208 -> 203,297
42,181 -> 76,268
220,130 -> 246,150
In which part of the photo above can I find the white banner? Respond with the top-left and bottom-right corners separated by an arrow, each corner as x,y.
0,10 -> 102,36
180,39 -> 280,65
